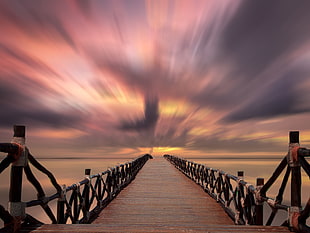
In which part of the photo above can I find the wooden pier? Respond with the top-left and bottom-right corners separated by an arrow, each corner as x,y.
0,126 -> 309,232
27,157 -> 289,232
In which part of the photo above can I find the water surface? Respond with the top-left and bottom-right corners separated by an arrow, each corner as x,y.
0,156 -> 308,227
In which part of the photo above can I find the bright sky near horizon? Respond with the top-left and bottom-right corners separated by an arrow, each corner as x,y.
1,0 -> 310,158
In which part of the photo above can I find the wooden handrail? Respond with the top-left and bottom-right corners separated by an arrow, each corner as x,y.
164,131 -> 309,233
0,125 -> 153,232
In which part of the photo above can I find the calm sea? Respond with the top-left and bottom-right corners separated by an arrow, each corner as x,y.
0,157 -> 309,227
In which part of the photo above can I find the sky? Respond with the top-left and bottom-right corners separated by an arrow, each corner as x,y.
1,0 -> 310,158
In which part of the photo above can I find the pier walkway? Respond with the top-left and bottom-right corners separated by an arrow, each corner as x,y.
30,157 -> 290,232
2,126 -> 309,232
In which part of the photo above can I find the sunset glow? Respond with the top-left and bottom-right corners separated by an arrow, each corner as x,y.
1,0 -> 310,158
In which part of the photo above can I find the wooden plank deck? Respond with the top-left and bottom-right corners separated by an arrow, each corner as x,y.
28,224 -> 290,232
93,156 -> 232,226
28,157 -> 290,232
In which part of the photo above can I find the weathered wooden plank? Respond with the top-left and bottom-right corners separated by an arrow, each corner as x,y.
27,224 -> 290,232
93,157 -> 232,226
26,157 -> 290,232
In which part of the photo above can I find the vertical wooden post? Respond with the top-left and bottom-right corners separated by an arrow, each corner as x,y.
85,169 -> 91,176
111,168 -> 116,194
120,164 -> 125,183
115,166 -> 120,191
289,131 -> 301,208
97,175 -> 102,202
288,131 -> 301,228
57,185 -> 66,224
106,170 -> 112,200
237,171 -> 244,224
255,178 -> 264,225
84,169 -> 91,222
9,125 -> 26,232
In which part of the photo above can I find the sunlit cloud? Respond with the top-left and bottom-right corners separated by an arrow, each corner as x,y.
0,0 -> 310,158
30,128 -> 88,139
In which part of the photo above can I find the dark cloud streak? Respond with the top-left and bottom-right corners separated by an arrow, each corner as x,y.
1,0 -> 310,156
190,0 -> 310,122
220,0 -> 310,79
120,96 -> 159,131
222,66 -> 310,122
0,80 -> 85,128
0,0 -> 77,51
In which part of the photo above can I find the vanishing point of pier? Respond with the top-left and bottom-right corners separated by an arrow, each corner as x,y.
0,125 -> 309,232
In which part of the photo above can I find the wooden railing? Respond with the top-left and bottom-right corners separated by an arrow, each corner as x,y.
164,131 -> 310,233
26,154 -> 151,225
164,154 -> 263,225
0,125 -> 152,232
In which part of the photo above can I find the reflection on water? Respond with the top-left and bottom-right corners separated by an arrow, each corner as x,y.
0,157 -> 309,227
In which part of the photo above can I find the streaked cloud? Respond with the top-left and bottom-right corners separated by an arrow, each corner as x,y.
120,95 -> 159,131
0,0 -> 310,157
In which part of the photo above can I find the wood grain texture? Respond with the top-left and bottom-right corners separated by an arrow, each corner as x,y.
93,157 -> 232,225
28,224 -> 290,232
27,157 -> 290,232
